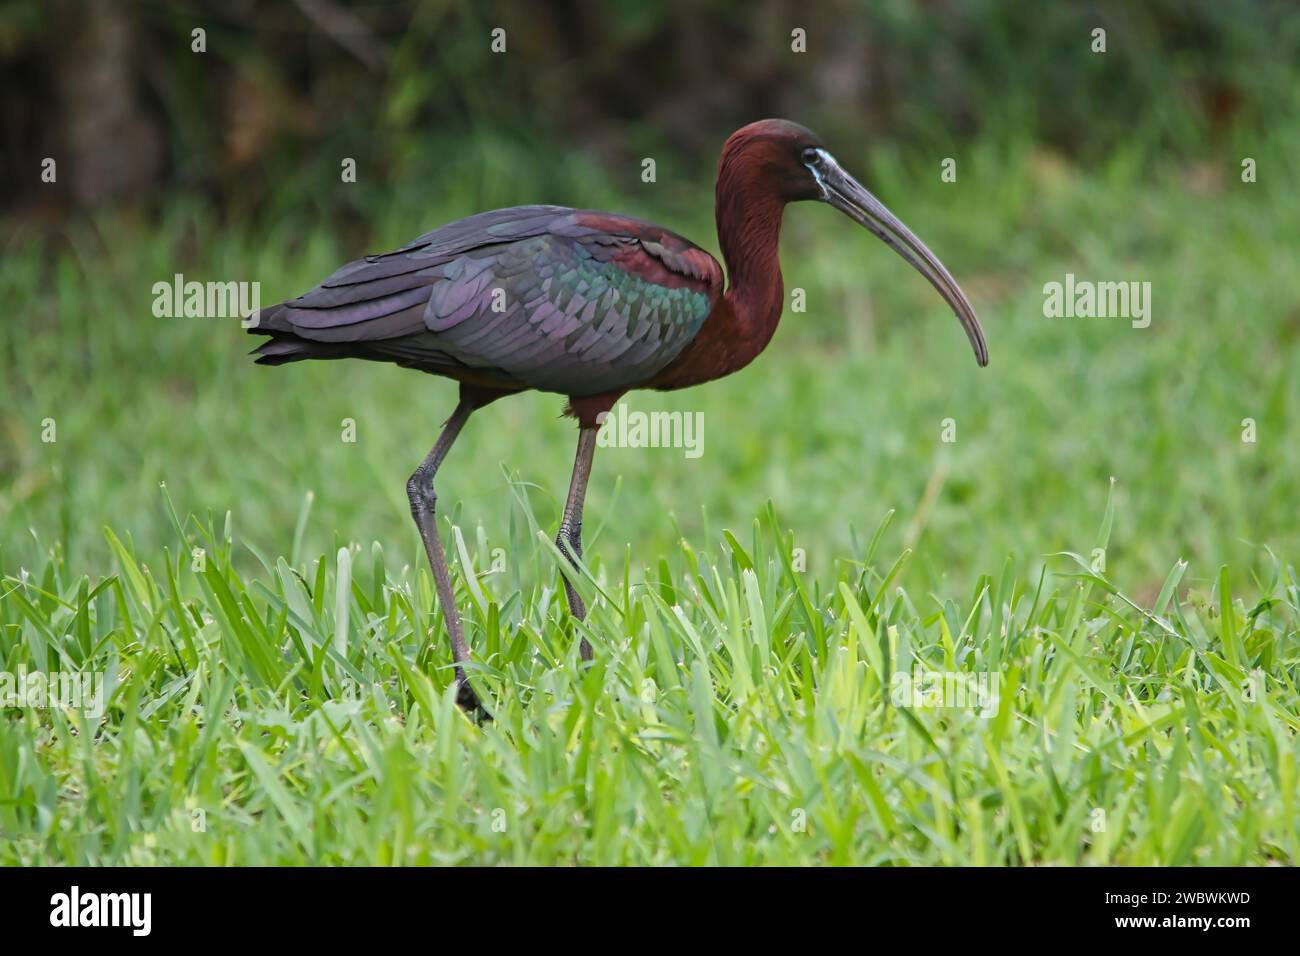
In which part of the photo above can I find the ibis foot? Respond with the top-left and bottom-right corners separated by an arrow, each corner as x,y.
454,667 -> 492,722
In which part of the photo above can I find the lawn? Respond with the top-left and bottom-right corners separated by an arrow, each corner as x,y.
2,132 -> 1298,864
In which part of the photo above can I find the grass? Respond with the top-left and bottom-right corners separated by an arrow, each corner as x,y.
3,130 -> 1300,864
2,492 -> 1297,864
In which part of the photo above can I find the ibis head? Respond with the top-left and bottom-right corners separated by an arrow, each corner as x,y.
715,119 -> 988,367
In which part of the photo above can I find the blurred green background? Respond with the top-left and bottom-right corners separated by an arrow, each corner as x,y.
3,0 -> 1299,602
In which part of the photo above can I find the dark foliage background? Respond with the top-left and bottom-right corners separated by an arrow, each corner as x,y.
3,0 -> 1296,224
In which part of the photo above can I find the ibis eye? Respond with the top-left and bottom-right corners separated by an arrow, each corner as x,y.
801,147 -> 821,166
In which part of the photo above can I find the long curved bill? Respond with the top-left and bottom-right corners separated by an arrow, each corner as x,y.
813,150 -> 989,366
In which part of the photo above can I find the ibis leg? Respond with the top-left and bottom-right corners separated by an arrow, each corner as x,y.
556,426 -> 599,661
406,399 -> 487,717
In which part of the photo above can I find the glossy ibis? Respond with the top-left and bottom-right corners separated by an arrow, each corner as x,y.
249,119 -> 989,715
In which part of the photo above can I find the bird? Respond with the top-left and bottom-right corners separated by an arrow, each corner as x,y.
248,119 -> 988,717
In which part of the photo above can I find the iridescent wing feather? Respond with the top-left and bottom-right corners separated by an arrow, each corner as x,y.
251,205 -> 723,396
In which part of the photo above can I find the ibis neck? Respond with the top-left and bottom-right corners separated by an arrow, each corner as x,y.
715,177 -> 786,338
642,181 -> 787,392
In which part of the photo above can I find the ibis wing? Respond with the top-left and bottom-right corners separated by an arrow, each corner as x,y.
252,206 -> 723,395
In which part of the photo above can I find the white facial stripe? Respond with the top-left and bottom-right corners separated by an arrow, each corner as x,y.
807,148 -> 836,199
